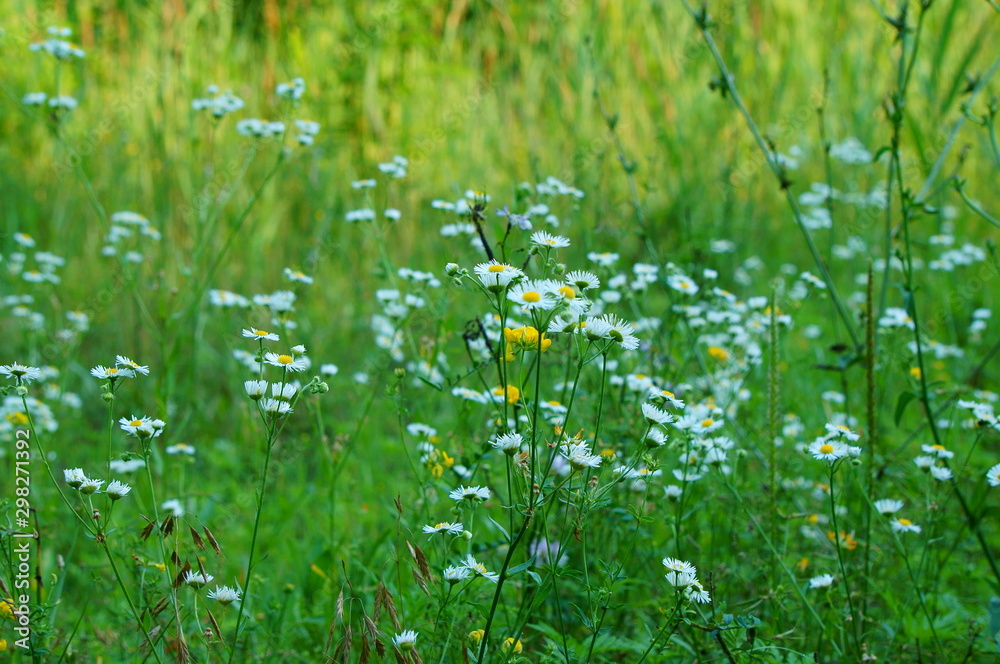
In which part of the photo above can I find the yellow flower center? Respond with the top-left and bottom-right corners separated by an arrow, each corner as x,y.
701,419 -> 714,428
663,390 -> 674,397
107,368 -> 119,374
558,286 -> 576,299
130,420 -> 143,427
434,523 -> 448,530
254,330 -> 270,336
635,374 -> 645,379
820,444 -> 834,454
488,264 -> 507,273
931,444 -> 945,451
522,291 -> 542,303
277,355 -> 294,364
898,518 -> 912,526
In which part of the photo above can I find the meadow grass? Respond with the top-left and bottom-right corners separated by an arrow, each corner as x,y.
1,0 -> 999,662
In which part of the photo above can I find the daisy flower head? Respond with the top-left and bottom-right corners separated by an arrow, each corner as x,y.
929,465 -> 953,482
667,273 -> 700,295
207,585 -> 242,605
423,522 -> 464,536
392,630 -> 418,651
873,499 -> 903,515
0,362 -> 42,384
161,499 -> 184,517
507,280 -> 559,311
687,579 -> 712,604
987,463 -> 1000,487
244,380 -> 267,400
461,555 -> 500,583
530,230 -> 571,249
165,443 -> 196,456
809,573 -> 835,589
263,352 -> 309,372
261,399 -> 293,416
474,260 -> 524,292
920,443 -> 954,459
560,442 -> 602,471
662,558 -> 697,575
824,423 -> 861,441
115,355 -> 150,376
809,438 -> 849,462
649,388 -> 685,409
664,570 -> 697,590
642,402 -> 675,426
449,485 -> 490,503
91,365 -> 135,381
64,468 -> 87,488
184,571 -> 214,588
79,478 -> 104,494
242,328 -> 279,342
491,432 -> 524,455
106,480 -> 132,500
891,517 -> 921,534
443,565 -> 472,584
692,417 -> 724,436
565,270 -> 600,291
120,415 -> 156,438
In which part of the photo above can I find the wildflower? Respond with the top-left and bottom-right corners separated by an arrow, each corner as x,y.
504,326 -> 552,353
468,629 -> 485,647
664,570 -> 697,589
263,352 -> 309,372
662,558 -> 697,575
584,314 -> 640,350
645,428 -> 668,448
422,522 -> 464,536
0,362 -> 42,384
449,485 -> 490,502
565,270 -> 600,291
461,555 -> 500,583
276,77 -> 306,100
110,356 -> 148,376
491,384 -> 520,404
165,443 -> 196,456
184,571 -> 214,588
106,480 -> 132,500
987,463 -> 1000,487
491,432 -> 523,455
474,260 -> 523,292
392,630 -> 418,651
502,638 -> 523,655
560,442 -> 602,471
443,566 -> 472,583
207,585 -> 241,605
929,466 -> 953,482
873,499 -> 903,515
530,230 -> 570,248
824,423 -> 861,441
809,438 -> 849,462
244,380 -> 268,400
692,417 -> 724,435
22,92 -> 47,106
120,416 -> 156,438
91,365 -> 135,381
261,399 -> 293,416
667,274 -> 700,295
920,443 -> 954,459
809,574 -> 835,589
79,478 -> 104,494
891,518 -> 921,534
161,499 -> 184,517
64,468 -> 87,488
508,280 -> 559,310
242,328 -> 279,341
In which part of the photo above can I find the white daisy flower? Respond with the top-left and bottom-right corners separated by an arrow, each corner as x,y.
667,274 -> 700,295
392,630 -> 418,651
161,499 -> 185,517
263,352 -> 309,372
184,571 -> 214,588
106,480 -> 132,500
422,522 -> 464,536
491,432 -> 524,455
207,585 -> 242,605
64,468 -> 87,488
449,485 -> 490,502
0,362 -> 43,384
91,365 -> 135,380
987,463 -> 1000,487
530,231 -> 571,248
809,573 -> 835,589
873,499 -> 903,515
242,328 -> 280,341
891,518 -> 921,533
115,355 -> 150,376
461,555 -> 500,583
809,439 -> 849,462
443,565 -> 472,583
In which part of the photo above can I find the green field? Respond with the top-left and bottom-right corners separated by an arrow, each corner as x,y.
2,1 -> 999,662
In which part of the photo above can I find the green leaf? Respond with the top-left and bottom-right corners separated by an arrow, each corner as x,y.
895,391 -> 917,426
487,516 -> 510,542
507,556 -> 535,577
